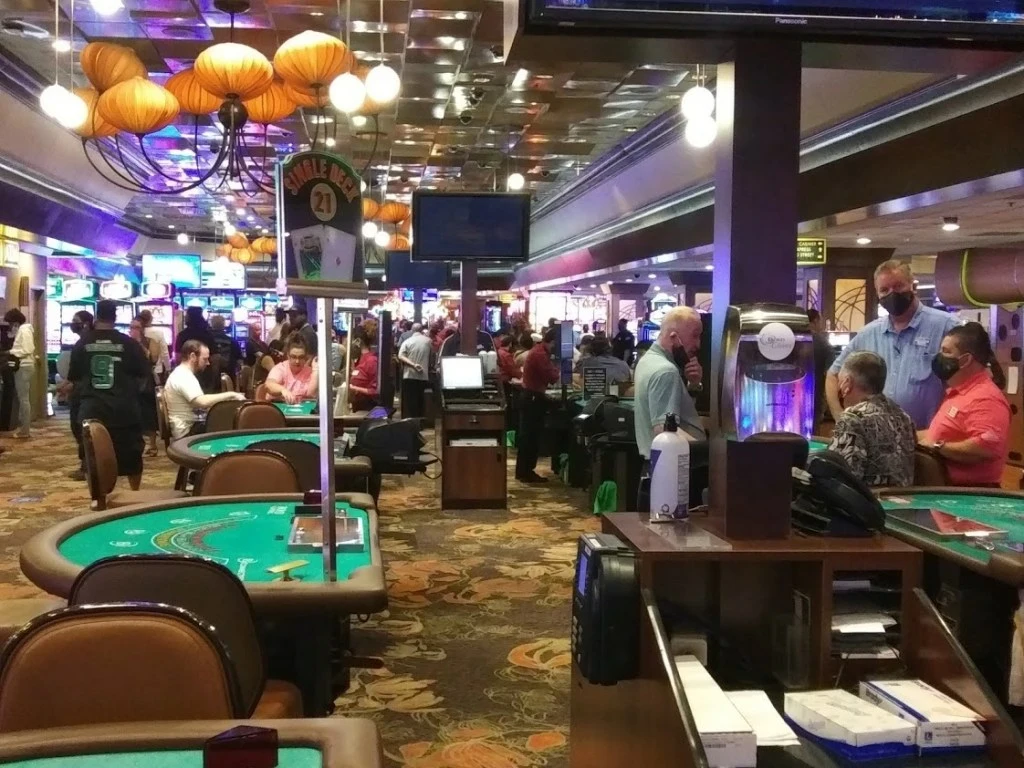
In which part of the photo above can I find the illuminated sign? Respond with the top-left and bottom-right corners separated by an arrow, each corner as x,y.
63,279 -> 97,302
99,275 -> 135,301
796,238 -> 827,266
141,281 -> 173,300
200,258 -> 246,290
46,276 -> 63,299
1,241 -> 19,267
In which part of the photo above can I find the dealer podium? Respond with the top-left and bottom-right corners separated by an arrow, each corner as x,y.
439,357 -> 507,510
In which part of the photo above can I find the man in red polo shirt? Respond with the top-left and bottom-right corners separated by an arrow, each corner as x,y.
349,334 -> 380,413
516,327 -> 559,484
921,323 -> 1010,486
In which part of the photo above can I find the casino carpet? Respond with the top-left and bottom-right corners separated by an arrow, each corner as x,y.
0,416 -> 597,768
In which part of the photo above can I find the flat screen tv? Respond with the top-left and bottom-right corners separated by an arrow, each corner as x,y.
386,251 -> 449,288
526,0 -> 1024,44
411,192 -> 530,262
142,254 -> 201,289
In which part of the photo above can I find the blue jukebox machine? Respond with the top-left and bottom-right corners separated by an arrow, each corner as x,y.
712,303 -> 815,539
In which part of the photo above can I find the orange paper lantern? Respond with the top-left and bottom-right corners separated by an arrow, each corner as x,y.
73,88 -> 118,139
273,31 -> 351,90
227,232 -> 249,249
397,218 -> 411,236
389,234 -> 410,251
378,201 -> 410,223
362,198 -> 380,220
194,43 -> 273,101
283,82 -> 329,109
258,237 -> 278,255
215,243 -> 233,258
243,81 -> 296,124
231,247 -> 254,265
165,68 -> 220,115
81,42 -> 147,93
97,78 -> 179,135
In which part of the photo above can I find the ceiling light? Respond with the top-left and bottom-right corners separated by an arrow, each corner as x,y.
856,235 -> 872,245
360,179 -> 367,192
589,283 -> 596,288
223,223 -> 236,236
680,84 -> 715,120
625,277 -> 633,283
653,285 -> 660,291
324,137 -> 336,147
51,39 -> 71,53
647,273 -> 656,279
704,265 -> 714,271
89,0 -> 123,15
235,207 -> 246,217
176,232 -> 189,245
506,172 -> 525,191
362,221 -> 379,239
351,115 -> 367,128
374,229 -> 391,248
365,64 -> 400,104
168,224 -> 176,229
144,214 -> 153,219
310,10 -> 323,15
39,84 -> 87,129
260,226 -> 268,232
246,214 -> 254,221
684,116 -> 717,149
942,216 -> 960,232
455,11 -> 468,19
329,72 -> 365,113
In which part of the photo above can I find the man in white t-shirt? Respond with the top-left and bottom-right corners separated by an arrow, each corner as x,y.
139,309 -> 171,383
164,340 -> 244,439
397,325 -> 431,419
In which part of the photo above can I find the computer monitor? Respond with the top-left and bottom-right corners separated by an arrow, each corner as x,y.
440,356 -> 484,390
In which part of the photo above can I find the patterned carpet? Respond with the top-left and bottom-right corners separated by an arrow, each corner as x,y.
0,414 -> 597,768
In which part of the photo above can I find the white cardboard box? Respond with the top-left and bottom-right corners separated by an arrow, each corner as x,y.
859,679 -> 986,752
674,656 -> 757,768
784,690 -> 916,758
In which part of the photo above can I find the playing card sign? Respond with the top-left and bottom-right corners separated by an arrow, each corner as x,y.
276,151 -> 366,299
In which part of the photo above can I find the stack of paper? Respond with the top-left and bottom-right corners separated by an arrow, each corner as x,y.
725,691 -> 800,748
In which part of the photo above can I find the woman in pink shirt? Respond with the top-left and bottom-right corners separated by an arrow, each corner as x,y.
920,323 -> 1010,486
264,333 -> 318,405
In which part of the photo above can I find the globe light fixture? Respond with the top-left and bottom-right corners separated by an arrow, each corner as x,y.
856,235 -> 872,245
374,229 -> 391,248
40,85 -> 88,129
176,232 -> 189,245
90,0 -> 124,16
362,221 -> 379,239
680,84 -> 715,120
329,72 -> 365,113
942,216 -> 961,232
223,222 -> 237,237
52,39 -> 72,53
40,84 -> 70,119
684,115 -> 717,149
506,172 -> 525,191
364,64 -> 400,104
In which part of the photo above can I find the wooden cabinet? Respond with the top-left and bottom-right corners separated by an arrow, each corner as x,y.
440,406 -> 507,509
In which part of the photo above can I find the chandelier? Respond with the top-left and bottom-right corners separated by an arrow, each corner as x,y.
58,0 -> 399,197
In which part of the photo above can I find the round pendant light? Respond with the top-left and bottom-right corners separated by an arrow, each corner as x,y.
680,84 -> 715,120
684,115 -> 717,149
374,229 -> 391,248
73,88 -> 118,138
362,221 -> 379,239
506,172 -> 525,191
364,64 -> 400,104
329,72 -> 365,114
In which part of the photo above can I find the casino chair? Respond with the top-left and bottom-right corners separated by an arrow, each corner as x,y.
0,603 -> 246,732
68,556 -> 303,720
193,450 -> 302,496
253,383 -> 270,404
238,365 -> 254,399
913,445 -> 950,487
82,421 -> 187,511
205,398 -> 246,433
235,400 -> 286,430
220,373 -> 235,392
250,439 -> 373,496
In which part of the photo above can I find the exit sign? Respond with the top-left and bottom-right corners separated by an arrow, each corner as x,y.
797,238 -> 827,266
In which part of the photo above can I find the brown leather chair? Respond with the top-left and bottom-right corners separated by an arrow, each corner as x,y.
914,445 -> 950,486
250,439 -> 372,494
0,603 -> 244,732
68,556 -> 302,719
155,387 -> 172,450
82,421 -> 187,511
220,373 -> 234,392
238,365 -> 254,399
205,399 -> 246,433
253,383 -> 269,403
235,401 -> 286,429
194,450 -> 302,496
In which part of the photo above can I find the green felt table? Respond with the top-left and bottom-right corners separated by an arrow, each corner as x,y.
0,748 -> 320,768
810,438 -> 828,453
271,401 -> 373,430
879,488 -> 1024,586
275,401 -> 318,417
167,429 -> 351,472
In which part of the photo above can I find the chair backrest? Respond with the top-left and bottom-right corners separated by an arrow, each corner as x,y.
82,420 -> 117,509
253,383 -> 269,403
205,399 -> 246,433
68,555 -> 266,716
194,449 -> 301,496
220,373 -> 234,392
250,439 -> 321,492
252,357 -> 271,388
238,365 -> 254,399
235,401 -> 286,429
914,446 -> 949,486
0,603 -> 243,732
155,387 -> 172,448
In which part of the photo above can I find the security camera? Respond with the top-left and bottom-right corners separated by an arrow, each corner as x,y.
471,88 -> 484,100
633,273 -> 640,279
540,169 -> 550,178
459,111 -> 473,125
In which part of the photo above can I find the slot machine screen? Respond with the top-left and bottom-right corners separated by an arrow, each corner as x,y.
115,305 -> 133,325
139,304 -> 173,326
185,296 -> 209,309
209,296 -> 235,311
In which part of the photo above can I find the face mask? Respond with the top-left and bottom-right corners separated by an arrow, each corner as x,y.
70,322 -> 83,334
931,353 -> 964,382
880,290 -> 914,317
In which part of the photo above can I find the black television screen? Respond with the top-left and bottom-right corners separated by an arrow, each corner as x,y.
411,192 -> 530,262
385,251 -> 449,289
528,0 -> 1024,43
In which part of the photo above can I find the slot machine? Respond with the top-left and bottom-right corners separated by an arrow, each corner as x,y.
99,276 -> 137,336
59,279 -> 98,349
136,282 -> 177,351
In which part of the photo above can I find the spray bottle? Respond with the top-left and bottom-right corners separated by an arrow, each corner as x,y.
649,413 -> 690,522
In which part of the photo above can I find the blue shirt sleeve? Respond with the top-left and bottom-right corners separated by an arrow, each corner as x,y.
828,329 -> 867,375
648,368 -> 704,439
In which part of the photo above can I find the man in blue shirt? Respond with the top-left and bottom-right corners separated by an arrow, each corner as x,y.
826,260 -> 960,429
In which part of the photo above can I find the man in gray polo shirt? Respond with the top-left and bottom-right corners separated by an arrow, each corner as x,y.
634,306 -> 705,458
825,260 -> 960,429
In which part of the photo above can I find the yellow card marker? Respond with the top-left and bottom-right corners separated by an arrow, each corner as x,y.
266,560 -> 310,581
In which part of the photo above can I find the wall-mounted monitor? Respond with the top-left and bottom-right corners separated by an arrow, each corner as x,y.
201,259 -> 246,290
209,296 -> 236,311
411,192 -> 530,262
386,250 -> 449,288
142,254 -> 201,289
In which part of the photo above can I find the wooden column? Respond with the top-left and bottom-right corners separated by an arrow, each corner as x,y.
460,261 -> 477,354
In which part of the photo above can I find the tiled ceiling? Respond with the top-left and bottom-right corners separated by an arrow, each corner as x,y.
0,0 -> 701,237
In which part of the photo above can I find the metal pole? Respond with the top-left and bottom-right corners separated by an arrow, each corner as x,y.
317,296 -> 337,581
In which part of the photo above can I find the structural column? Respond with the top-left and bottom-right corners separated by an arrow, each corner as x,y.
460,261 -> 478,354
710,39 -> 803,425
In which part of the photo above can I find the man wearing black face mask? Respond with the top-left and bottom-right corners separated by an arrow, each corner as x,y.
826,260 -> 960,429
634,306 -> 705,461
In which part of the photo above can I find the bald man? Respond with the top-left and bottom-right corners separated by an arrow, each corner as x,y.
634,306 -> 705,458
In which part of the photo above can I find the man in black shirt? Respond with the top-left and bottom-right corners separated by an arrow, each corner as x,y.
69,300 -> 149,489
611,318 -> 636,365
209,314 -> 242,384
289,306 -> 319,359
